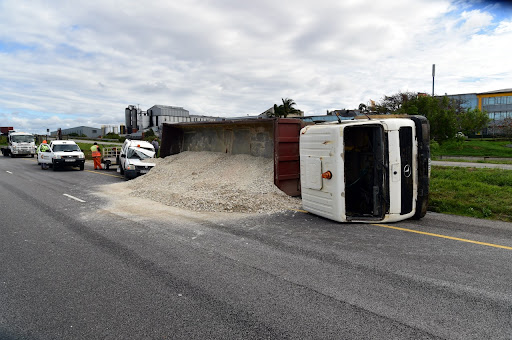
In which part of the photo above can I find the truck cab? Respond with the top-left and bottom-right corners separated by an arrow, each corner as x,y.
118,139 -> 156,179
37,140 -> 86,171
1,131 -> 36,157
300,115 -> 430,223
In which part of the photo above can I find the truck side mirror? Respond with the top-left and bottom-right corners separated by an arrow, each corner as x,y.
120,154 -> 125,158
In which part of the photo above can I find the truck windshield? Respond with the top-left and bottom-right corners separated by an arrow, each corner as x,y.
53,144 -> 81,152
11,135 -> 34,143
127,148 -> 153,160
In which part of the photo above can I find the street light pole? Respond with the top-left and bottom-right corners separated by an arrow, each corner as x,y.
432,64 -> 435,97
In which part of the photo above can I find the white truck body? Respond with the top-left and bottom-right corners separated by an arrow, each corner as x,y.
300,116 -> 430,223
37,140 -> 86,170
118,139 -> 156,179
1,131 -> 36,157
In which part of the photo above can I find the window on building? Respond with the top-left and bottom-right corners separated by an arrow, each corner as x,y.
92,129 -> 97,133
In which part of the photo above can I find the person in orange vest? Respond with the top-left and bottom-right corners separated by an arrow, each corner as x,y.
90,142 -> 103,170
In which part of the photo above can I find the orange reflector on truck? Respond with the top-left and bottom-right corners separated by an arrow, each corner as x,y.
322,171 -> 332,179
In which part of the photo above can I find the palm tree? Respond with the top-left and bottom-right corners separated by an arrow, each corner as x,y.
273,98 -> 300,118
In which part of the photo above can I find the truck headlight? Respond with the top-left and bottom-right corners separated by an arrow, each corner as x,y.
54,155 -> 61,159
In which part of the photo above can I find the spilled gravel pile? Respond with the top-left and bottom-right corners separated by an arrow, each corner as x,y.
124,151 -> 301,213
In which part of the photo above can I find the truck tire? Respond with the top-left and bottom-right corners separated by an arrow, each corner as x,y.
119,165 -> 124,175
10,152 -> 14,158
105,160 -> 110,170
79,164 -> 84,171
52,162 -> 58,171
31,154 -> 34,158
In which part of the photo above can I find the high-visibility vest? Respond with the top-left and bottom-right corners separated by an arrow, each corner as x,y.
90,145 -> 101,157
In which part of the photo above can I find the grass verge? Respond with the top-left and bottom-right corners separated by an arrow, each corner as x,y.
433,139 -> 512,158
429,166 -> 512,222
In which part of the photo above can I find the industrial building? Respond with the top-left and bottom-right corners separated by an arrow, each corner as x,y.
125,105 -> 222,136
51,126 -> 102,138
445,88 -> 512,135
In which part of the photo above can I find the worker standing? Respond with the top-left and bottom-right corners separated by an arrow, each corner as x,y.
40,140 -> 50,170
90,142 -> 103,170
151,138 -> 159,158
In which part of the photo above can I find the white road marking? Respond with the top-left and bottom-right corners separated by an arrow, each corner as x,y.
6,171 -> 12,174
63,194 -> 86,203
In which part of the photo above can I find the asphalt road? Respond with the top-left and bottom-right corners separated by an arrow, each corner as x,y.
1,155 -> 512,339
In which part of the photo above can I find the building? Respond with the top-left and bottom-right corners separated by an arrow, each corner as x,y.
445,88 -> 512,135
51,126 -> 101,138
125,105 -> 222,136
478,89 -> 512,135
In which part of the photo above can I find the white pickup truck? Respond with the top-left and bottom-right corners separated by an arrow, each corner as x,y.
118,139 -> 156,179
37,140 -> 86,171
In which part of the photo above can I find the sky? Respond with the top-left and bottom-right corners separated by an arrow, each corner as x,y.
1,0 -> 512,135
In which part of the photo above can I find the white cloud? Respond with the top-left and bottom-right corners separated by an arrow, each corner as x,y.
0,0 -> 511,134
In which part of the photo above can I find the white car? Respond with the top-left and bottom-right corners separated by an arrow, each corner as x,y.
37,140 -> 85,171
118,139 -> 156,179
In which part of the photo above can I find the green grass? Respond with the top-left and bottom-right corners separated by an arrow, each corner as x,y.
429,166 -> 512,222
434,158 -> 512,165
433,139 -> 512,158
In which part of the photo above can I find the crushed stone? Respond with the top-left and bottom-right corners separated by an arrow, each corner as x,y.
124,151 -> 302,214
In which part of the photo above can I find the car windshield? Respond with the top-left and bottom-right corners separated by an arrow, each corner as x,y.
53,144 -> 80,152
11,135 -> 34,143
126,148 -> 153,160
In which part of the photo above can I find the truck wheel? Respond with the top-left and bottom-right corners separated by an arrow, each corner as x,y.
10,152 -> 14,158
79,164 -> 84,171
119,166 -> 124,175
52,164 -> 58,171
31,154 -> 34,158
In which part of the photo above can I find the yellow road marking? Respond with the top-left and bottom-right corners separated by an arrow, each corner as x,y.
372,223 -> 512,250
84,169 -> 124,178
290,208 -> 309,213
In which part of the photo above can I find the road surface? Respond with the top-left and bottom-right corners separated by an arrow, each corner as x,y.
1,156 -> 511,339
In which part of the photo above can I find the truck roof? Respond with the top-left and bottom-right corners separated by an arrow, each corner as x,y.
9,131 -> 32,135
51,140 -> 78,145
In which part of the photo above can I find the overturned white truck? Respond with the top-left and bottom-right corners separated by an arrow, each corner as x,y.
300,116 -> 430,222
160,115 -> 430,223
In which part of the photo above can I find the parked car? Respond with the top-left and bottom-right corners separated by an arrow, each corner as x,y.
37,140 -> 85,171
118,139 -> 156,179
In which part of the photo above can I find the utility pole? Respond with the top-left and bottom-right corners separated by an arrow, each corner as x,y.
432,64 -> 435,97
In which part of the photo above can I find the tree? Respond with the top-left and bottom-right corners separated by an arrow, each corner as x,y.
272,98 -> 300,118
457,108 -> 489,136
374,92 -> 417,114
502,117 -> 512,139
375,92 -> 468,141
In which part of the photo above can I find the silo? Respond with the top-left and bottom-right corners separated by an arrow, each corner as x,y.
125,107 -> 132,131
131,107 -> 138,131
141,112 -> 150,130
